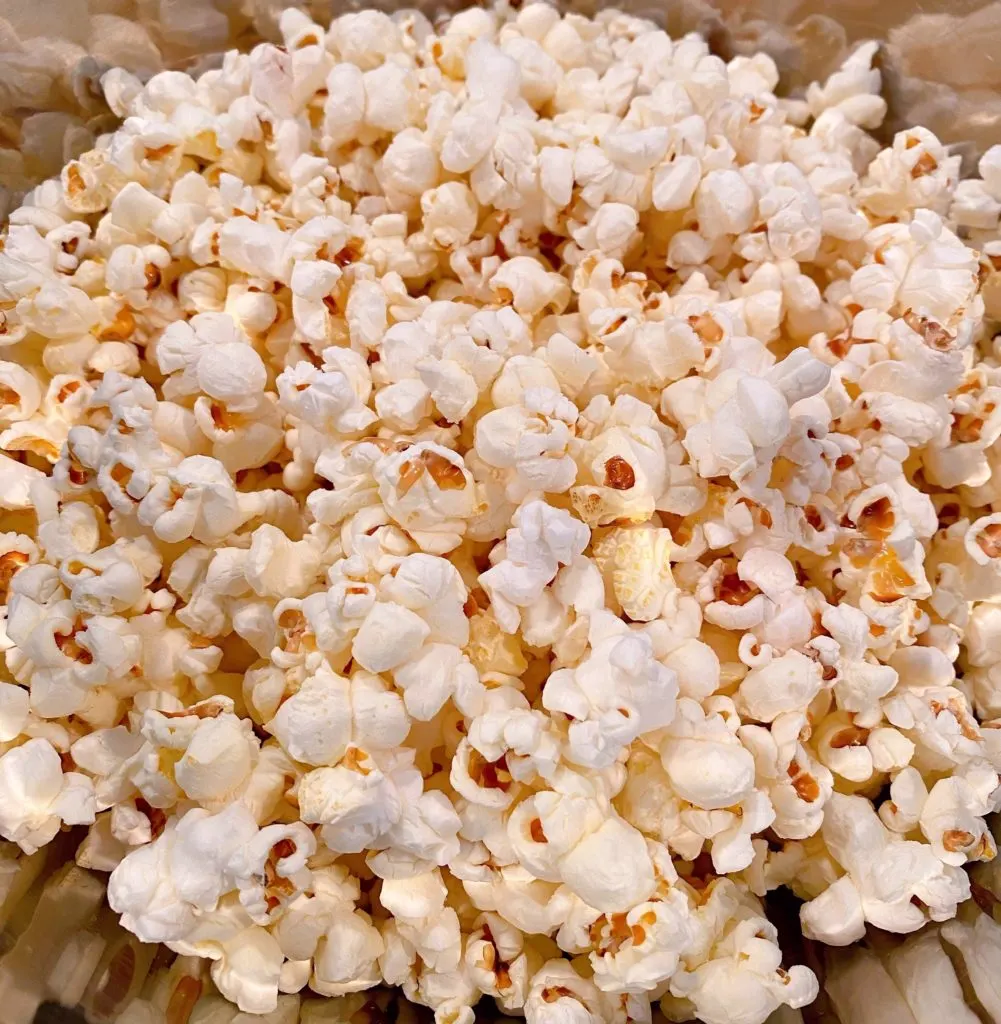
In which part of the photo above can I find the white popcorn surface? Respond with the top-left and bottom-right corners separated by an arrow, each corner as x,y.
2,4 -> 1001,1022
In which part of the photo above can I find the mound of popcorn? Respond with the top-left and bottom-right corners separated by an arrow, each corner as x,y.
2,1 -> 1001,1021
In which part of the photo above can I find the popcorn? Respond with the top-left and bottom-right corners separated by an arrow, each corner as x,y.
474,387 -> 579,500
374,442 -> 479,555
543,611 -> 678,769
3,5 -> 1000,1021
592,524 -> 676,622
352,602 -> 430,674
660,698 -> 756,812
267,663 -> 354,766
736,650 -> 823,723
174,711 -> 259,806
667,887 -> 819,1024
0,738 -> 96,853
479,500 -> 590,633
106,802 -> 260,943
525,958 -> 605,1024
800,794 -> 971,940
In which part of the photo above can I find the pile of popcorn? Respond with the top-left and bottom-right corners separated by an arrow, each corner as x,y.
2,2 -> 1001,1021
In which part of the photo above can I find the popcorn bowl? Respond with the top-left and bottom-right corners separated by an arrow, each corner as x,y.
3,1 -> 1001,1023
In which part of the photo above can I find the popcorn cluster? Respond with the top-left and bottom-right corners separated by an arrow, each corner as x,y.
2,3 -> 1001,1021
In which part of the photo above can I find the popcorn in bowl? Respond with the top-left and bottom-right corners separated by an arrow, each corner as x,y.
3,2 -> 1001,1022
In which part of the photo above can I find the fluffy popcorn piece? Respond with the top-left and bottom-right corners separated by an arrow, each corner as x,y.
299,750 -> 459,867
0,738 -> 96,853
229,820 -> 317,924
138,456 -> 277,545
589,886 -> 697,994
592,525 -> 676,623
543,610 -> 678,769
818,603 -> 899,718
173,711 -> 259,806
0,683 -> 30,742
374,442 -> 479,555
660,699 -> 756,812
465,911 -> 542,1012
570,394 -> 673,527
106,802 -> 259,943
209,926 -> 286,1014
378,552 -> 470,647
267,663 -> 354,766
558,817 -> 657,913
352,602 -> 430,674
278,357 -> 377,439
695,170 -> 757,238
480,500 -> 590,632
737,650 -> 823,723
918,773 -> 998,867
0,361 -> 42,425
859,127 -> 961,219
267,663 -> 409,764
474,387 -> 579,500
525,958 -> 605,1024
311,908 -> 383,996
801,794 -> 971,941
669,914 -> 818,1024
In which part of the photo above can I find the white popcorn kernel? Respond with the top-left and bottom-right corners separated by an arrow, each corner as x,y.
737,650 -> 823,723
230,820 -> 316,924
480,501 -> 590,633
526,959 -> 603,1024
544,611 -> 677,769
211,927 -> 285,1014
652,155 -> 702,212
695,169 -> 757,237
559,816 -> 656,913
594,525 -> 676,622
0,361 -> 42,425
669,904 -> 818,1024
107,803 -> 259,943
539,146 -> 574,208
174,713 -> 258,805
374,442 -> 478,554
660,699 -> 755,811
490,257 -> 570,317
218,217 -> 290,284
311,908 -> 385,996
804,793 -> 971,938
573,203 -> 639,258
421,182 -> 479,250
800,874 -> 866,946
393,643 -> 479,721
0,683 -> 30,742
441,103 -> 499,176
352,601 -> 430,674
474,387 -> 578,499
196,343 -> 268,411
0,738 -> 96,853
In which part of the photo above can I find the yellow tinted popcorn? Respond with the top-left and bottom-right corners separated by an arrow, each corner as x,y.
2,4 -> 1001,1021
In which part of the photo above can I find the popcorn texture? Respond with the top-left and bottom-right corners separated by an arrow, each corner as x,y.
0,3 -> 1000,1023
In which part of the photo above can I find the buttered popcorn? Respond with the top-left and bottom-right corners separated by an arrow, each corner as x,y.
1,3 -> 1001,1022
